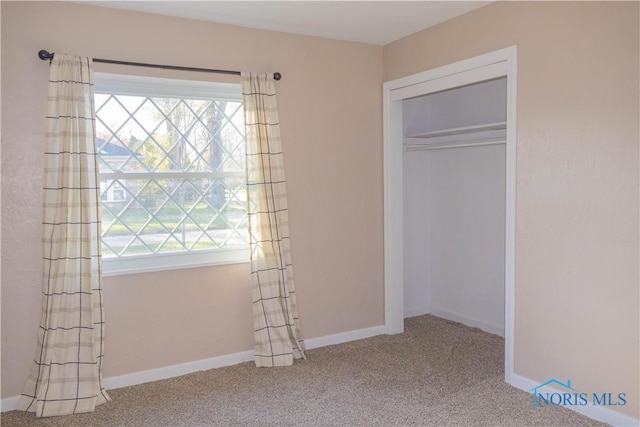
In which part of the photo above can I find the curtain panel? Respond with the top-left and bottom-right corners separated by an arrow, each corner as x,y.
17,54 -> 110,417
241,72 -> 306,367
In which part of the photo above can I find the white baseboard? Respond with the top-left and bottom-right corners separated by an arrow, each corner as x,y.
103,349 -> 255,390
509,373 -> 640,427
404,304 -> 431,318
1,324 -> 386,412
428,307 -> 505,337
1,396 -> 20,413
305,324 -> 386,350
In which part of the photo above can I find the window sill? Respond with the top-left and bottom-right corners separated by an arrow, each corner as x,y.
102,248 -> 249,277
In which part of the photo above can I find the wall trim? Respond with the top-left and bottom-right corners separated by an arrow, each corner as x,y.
404,305 -> 431,319
305,324 -> 386,350
1,324 -> 386,412
428,308 -> 504,338
1,397 -> 20,413
104,350 -> 255,390
509,373 -> 639,427
404,307 -> 504,337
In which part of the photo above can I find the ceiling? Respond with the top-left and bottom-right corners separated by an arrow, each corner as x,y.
80,1 -> 491,45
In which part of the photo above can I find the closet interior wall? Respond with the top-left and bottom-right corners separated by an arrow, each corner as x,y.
402,77 -> 507,336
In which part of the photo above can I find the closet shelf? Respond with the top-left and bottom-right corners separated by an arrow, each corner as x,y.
404,139 -> 504,151
406,121 -> 506,139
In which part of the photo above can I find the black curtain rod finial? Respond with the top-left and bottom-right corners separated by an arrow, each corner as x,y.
38,49 -> 54,61
273,72 -> 281,81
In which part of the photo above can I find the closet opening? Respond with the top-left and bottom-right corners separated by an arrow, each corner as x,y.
403,77 -> 507,337
383,46 -> 516,382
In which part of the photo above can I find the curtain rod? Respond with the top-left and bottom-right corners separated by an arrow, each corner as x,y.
38,50 -> 281,81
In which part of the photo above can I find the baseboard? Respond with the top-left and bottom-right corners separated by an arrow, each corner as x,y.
103,349 -> 255,390
1,324 -> 386,412
304,324 -> 386,350
1,396 -> 20,413
404,304 -> 431,318
429,308 -> 505,337
509,373 -> 639,427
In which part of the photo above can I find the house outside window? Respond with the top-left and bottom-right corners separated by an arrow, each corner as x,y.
94,74 -> 249,275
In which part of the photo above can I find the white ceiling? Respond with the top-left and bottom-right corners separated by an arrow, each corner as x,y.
80,1 -> 491,45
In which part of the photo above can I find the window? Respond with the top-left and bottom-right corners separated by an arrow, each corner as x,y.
94,74 -> 248,275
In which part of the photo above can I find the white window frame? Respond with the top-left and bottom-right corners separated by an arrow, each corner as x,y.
94,73 -> 249,276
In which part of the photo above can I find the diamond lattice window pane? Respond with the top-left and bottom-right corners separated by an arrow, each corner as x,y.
96,90 -> 247,259
137,218 -> 172,253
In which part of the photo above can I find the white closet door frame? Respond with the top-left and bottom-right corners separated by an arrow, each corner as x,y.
383,46 -> 517,382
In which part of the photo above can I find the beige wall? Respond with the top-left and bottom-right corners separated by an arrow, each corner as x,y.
385,1 -> 639,418
2,0 -> 638,421
1,1 -> 384,398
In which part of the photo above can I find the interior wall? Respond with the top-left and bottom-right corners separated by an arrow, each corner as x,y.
385,1 -> 639,418
427,144 -> 505,334
402,145 -> 506,333
0,1 -> 384,399
403,150 -> 431,317
403,77 -> 507,134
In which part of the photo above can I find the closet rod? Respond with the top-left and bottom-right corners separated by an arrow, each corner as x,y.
38,50 -> 282,81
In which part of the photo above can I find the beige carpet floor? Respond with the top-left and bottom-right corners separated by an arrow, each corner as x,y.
2,315 -> 608,426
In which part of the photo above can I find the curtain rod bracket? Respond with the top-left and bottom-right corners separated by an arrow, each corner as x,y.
38,49 -> 282,81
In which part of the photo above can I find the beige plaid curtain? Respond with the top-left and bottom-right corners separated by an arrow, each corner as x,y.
241,72 -> 306,367
17,54 -> 110,417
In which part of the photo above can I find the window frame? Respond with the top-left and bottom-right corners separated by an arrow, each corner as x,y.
94,73 -> 249,276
